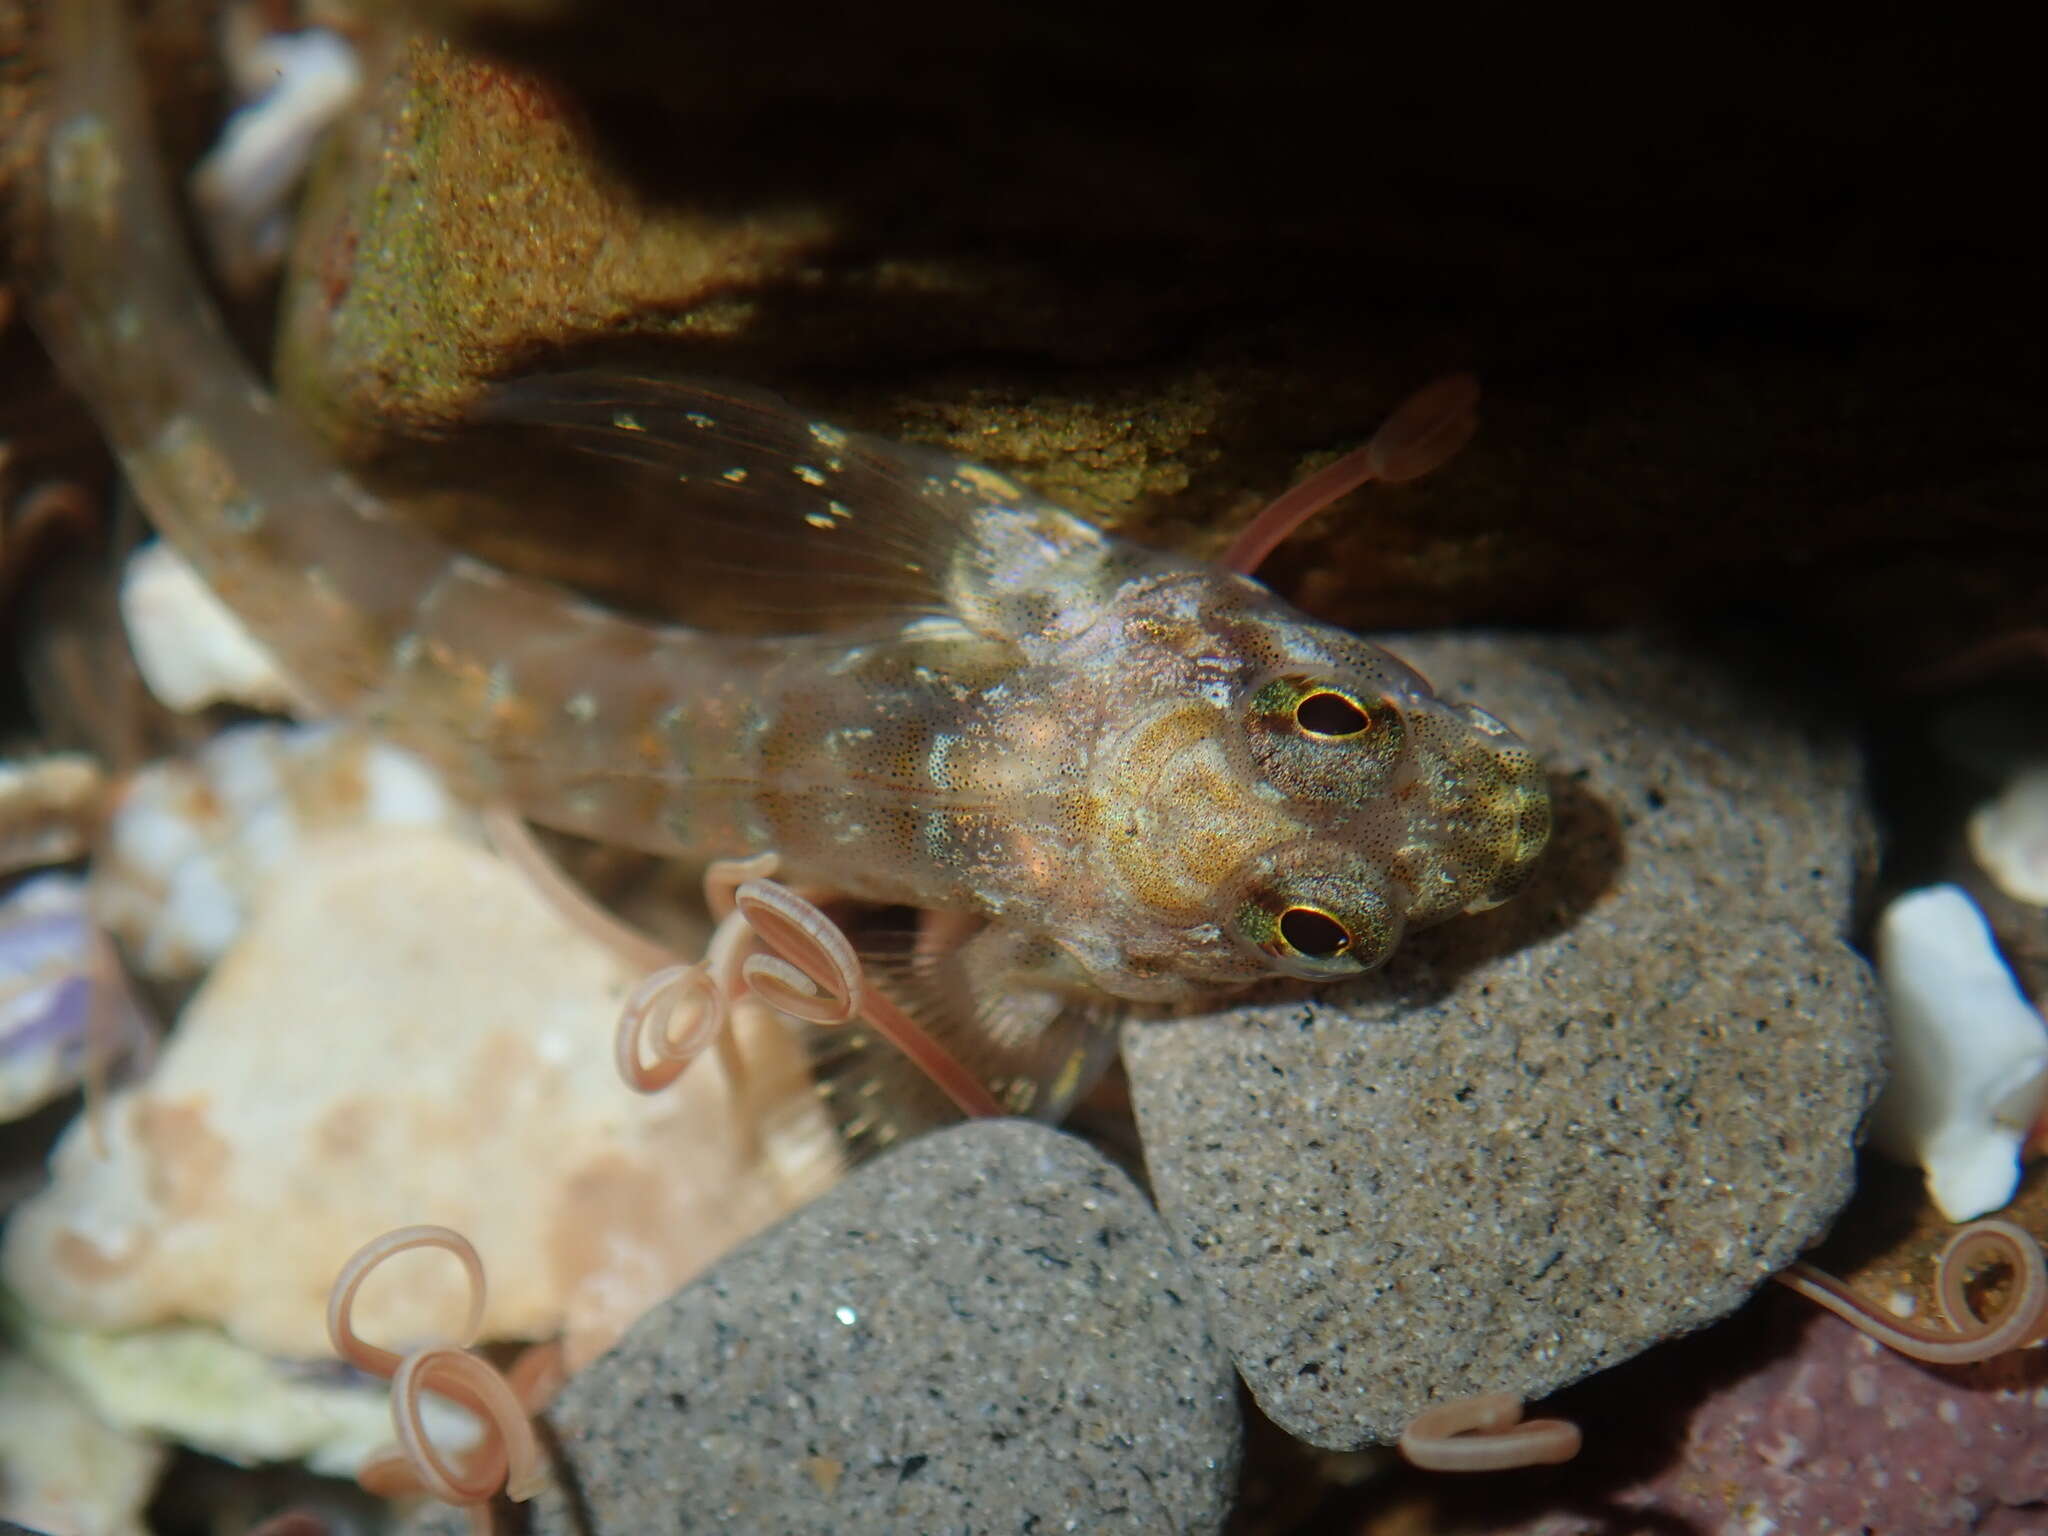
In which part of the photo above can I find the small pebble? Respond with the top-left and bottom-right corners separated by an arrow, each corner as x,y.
1125,632 -> 1885,1447
405,1120 -> 1241,1535
1970,763 -> 2048,907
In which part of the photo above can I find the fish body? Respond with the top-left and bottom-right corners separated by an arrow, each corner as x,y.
27,0 -> 1549,1131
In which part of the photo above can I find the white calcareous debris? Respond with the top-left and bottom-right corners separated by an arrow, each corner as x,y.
92,720 -> 463,978
12,1305 -> 473,1479
0,1351 -> 164,1536
118,540 -> 304,713
0,751 -> 104,877
1870,883 -> 2048,1221
7,823 -> 840,1410
1968,764 -> 2048,908
191,16 -> 361,288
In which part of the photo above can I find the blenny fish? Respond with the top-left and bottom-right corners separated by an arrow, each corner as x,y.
25,0 -> 1550,1150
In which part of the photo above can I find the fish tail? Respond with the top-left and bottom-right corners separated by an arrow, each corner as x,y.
24,0 -> 446,709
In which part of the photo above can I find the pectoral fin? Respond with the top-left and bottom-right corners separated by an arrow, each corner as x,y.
792,920 -> 1121,1163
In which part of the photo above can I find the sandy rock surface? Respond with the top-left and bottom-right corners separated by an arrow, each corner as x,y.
1124,631 -> 1886,1447
406,1120 -> 1241,1536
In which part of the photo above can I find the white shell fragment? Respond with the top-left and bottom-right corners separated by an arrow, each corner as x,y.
7,824 -> 839,1378
0,752 -> 104,877
11,1305 -> 474,1479
118,540 -> 303,713
1,873 -> 151,1124
92,721 -> 464,978
0,1350 -> 164,1536
191,19 -> 361,288
1968,763 -> 2048,907
1870,883 -> 2048,1221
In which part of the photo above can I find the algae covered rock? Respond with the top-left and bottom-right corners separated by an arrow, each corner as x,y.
274,12 -> 2048,667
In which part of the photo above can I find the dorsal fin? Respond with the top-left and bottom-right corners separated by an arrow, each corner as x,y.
476,372 -> 1102,640
477,371 -> 1127,645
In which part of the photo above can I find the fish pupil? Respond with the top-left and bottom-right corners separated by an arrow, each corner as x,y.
1294,691 -> 1370,737
1279,906 -> 1352,959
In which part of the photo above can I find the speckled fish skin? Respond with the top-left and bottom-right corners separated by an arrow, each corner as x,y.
26,0 -> 1548,1019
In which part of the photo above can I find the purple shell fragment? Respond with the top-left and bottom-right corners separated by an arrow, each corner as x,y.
1,875 -> 150,1122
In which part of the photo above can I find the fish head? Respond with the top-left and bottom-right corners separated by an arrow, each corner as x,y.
1225,646 -> 1552,976
1075,583 -> 1550,996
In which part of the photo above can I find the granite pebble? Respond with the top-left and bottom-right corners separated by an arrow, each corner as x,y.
1123,631 -> 1887,1448
407,1119 -> 1240,1535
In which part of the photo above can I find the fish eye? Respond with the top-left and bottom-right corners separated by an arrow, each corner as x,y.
1245,674 -> 1406,801
1233,861 -> 1401,979
1278,905 -> 1352,959
1293,690 -> 1372,738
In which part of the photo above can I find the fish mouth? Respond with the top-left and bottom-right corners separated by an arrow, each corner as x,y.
1462,767 -> 1552,911
1447,704 -> 1552,914
1380,699 -> 1552,927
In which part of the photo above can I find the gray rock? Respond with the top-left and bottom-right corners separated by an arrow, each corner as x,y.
1122,631 -> 1886,1449
408,1119 -> 1239,1534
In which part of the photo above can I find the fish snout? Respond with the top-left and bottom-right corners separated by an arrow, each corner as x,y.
1389,700 -> 1551,926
